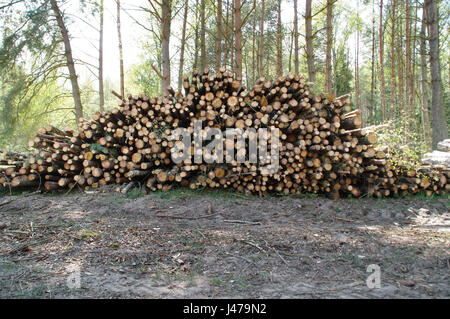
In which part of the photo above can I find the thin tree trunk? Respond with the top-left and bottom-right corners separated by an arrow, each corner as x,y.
325,0 -> 333,93
355,0 -> 361,120
251,0 -> 256,84
50,0 -> 83,125
288,27 -> 293,72
379,0 -> 386,121
411,3 -> 418,126
332,42 -> 337,95
223,0 -> 229,69
99,0 -> 104,111
398,19 -> 405,114
117,0 -> 125,99
293,0 -> 299,75
305,0 -> 315,83
230,1 -> 234,69
390,0 -> 396,119
355,33 -> 360,107
216,0 -> 223,70
371,0 -> 376,117
258,0 -> 265,78
178,0 -> 189,91
276,0 -> 282,76
405,0 -> 412,126
420,5 -> 431,148
194,0 -> 200,70
425,0 -> 448,147
200,0 -> 206,72
161,0 -> 172,95
244,48 -> 249,87
234,0 -> 242,79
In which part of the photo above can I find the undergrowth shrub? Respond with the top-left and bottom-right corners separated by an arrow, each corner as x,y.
376,116 -> 428,174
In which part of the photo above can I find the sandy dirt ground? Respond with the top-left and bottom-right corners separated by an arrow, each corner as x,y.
0,187 -> 448,299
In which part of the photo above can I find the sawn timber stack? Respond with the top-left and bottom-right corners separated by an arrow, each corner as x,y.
1,68 -> 448,198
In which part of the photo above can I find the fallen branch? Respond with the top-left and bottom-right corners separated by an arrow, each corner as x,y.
224,220 -> 262,226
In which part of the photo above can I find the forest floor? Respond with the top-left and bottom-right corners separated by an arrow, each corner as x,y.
0,187 -> 448,299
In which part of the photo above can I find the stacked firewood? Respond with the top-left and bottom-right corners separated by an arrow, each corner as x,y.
0,68 -> 448,198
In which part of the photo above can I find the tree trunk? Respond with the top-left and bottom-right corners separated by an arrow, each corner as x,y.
355,1 -> 361,120
405,0 -> 412,126
50,0 -> 83,125
99,0 -> 104,111
288,25 -> 293,71
223,0 -> 231,66
200,0 -> 206,72
397,19 -> 405,114
411,3 -> 418,126
325,0 -> 333,93
276,0 -> 282,76
216,0 -> 223,70
251,0 -> 256,84
258,0 -> 265,78
425,0 -> 448,148
293,0 -> 299,75
230,2 -> 234,69
379,0 -> 386,121
117,0 -> 125,99
178,0 -> 189,91
305,0 -> 315,83
194,0 -> 200,70
390,0 -> 396,119
234,0 -> 242,79
371,0 -> 376,118
420,5 -> 431,148
161,0 -> 172,96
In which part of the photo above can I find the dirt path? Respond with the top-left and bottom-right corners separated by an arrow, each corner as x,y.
0,188 -> 448,299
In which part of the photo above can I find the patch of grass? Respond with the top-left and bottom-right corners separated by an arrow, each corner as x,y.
233,277 -> 251,290
106,195 -> 125,205
80,230 -> 101,239
152,186 -> 256,201
152,187 -> 200,200
211,276 -> 226,287
289,192 -> 320,199
126,188 -> 146,199
404,191 -> 448,201
342,254 -> 363,267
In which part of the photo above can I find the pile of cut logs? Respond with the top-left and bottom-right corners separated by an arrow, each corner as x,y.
0,69 -> 448,198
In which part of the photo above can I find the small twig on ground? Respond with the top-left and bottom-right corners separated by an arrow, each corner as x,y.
236,239 -> 266,253
334,216 -> 355,223
263,239 -> 289,266
64,169 -> 84,196
224,220 -> 262,226
155,213 -> 220,220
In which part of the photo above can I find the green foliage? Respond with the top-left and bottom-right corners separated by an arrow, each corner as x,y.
377,113 -> 429,173
334,44 -> 353,98
0,0 -> 78,149
0,66 -> 75,150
